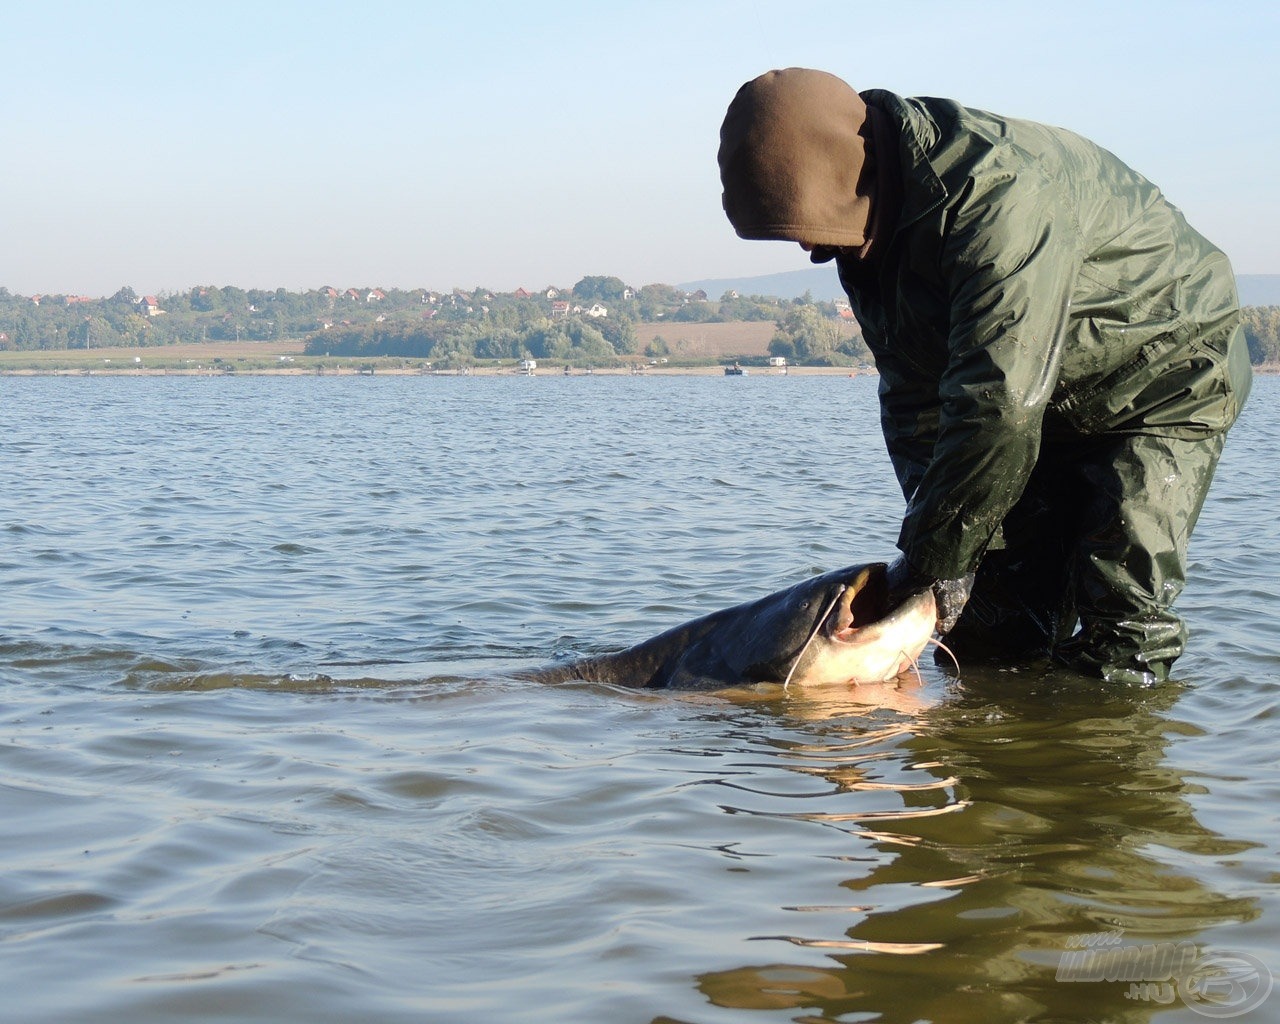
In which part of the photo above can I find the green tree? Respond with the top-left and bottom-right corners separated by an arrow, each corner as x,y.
565,319 -> 614,361
572,275 -> 629,302
636,283 -> 683,320
671,300 -> 716,323
718,293 -> 779,321
523,322 -> 573,360
772,305 -> 861,365
767,335 -> 796,361
645,335 -> 670,358
1242,306 -> 1280,364
474,327 -> 521,360
109,286 -> 138,308
594,311 -> 637,354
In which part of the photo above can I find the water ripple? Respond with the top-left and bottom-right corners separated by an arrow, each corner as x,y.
0,375 -> 1276,1024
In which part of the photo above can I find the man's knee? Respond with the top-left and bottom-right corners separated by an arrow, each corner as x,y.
1053,613 -> 1186,686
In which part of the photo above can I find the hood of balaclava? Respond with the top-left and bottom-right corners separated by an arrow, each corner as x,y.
718,68 -> 873,248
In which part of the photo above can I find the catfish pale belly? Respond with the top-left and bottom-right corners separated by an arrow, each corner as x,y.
525,563 -> 936,690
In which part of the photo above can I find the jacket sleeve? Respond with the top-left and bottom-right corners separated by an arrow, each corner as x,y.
877,351 -> 939,503
898,173 -> 1081,580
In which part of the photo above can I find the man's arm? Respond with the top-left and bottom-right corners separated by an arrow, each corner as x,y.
877,352 -> 940,503
897,173 -> 1081,581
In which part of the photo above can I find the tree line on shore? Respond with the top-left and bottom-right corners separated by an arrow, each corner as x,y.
1243,306 -> 1280,364
2,277 -> 1276,367
0,276 -> 871,367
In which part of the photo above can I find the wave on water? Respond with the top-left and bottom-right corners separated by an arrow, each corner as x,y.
2,374 -> 1277,1024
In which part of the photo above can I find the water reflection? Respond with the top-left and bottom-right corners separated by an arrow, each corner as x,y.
690,669 -> 1262,1024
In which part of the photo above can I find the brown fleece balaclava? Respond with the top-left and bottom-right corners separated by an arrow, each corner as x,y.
718,68 -> 873,249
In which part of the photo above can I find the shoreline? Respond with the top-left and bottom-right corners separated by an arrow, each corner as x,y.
0,363 -> 871,379
7,363 -> 1276,378
5,363 -> 1275,378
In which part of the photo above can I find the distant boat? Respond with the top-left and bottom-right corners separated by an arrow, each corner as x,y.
724,364 -> 747,376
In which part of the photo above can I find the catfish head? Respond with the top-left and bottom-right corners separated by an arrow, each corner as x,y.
663,562 -> 936,689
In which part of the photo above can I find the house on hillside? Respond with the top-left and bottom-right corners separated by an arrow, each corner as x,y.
344,288 -> 362,301
366,289 -> 386,303
139,296 -> 162,316
550,300 -> 570,319
514,287 -> 532,299
586,303 -> 608,318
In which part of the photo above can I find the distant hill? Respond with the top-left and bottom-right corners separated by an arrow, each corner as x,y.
679,266 -> 845,302
1237,275 -> 1280,306
683,269 -> 1280,306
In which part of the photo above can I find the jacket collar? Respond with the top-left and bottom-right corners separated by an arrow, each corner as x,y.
859,89 -> 948,237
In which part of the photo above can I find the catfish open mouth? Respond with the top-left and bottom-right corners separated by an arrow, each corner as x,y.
780,563 -> 939,688
823,563 -> 917,642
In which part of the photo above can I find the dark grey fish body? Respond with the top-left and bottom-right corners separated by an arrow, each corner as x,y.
525,563 -> 936,690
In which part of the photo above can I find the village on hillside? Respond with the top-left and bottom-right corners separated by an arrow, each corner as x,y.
4,274 -> 1275,372
0,277 -> 867,372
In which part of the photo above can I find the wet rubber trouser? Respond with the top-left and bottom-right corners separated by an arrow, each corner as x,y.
941,431 -> 1227,685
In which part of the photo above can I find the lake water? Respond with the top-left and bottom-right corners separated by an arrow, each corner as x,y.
1,373 -> 1276,1023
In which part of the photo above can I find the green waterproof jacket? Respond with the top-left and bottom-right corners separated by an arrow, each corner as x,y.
839,90 -> 1253,581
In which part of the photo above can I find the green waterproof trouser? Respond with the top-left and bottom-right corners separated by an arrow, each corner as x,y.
940,431 -> 1226,685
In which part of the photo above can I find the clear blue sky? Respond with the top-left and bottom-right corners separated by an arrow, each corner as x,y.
4,0 -> 1276,297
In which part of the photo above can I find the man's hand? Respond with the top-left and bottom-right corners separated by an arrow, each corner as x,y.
886,555 -> 974,635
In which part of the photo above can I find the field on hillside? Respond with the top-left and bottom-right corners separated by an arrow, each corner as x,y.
632,320 -> 862,358
0,340 -> 305,371
632,321 -> 775,357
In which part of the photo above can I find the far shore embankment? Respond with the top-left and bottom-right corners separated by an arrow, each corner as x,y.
3,334 -> 1274,378
0,362 -> 870,378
